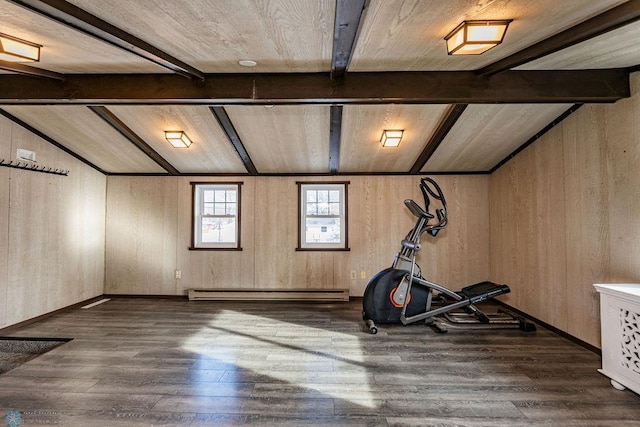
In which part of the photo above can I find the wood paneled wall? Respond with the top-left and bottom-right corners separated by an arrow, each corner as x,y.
0,115 -> 106,329
0,118 -> 11,329
105,175 -> 490,297
490,72 -> 640,348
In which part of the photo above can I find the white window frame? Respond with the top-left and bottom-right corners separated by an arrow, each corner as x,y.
192,182 -> 241,250
298,182 -> 349,251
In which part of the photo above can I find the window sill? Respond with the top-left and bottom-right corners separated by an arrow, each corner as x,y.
295,247 -> 350,252
189,247 -> 243,251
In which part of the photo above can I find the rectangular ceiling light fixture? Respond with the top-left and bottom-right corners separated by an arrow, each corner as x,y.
380,130 -> 403,147
165,131 -> 193,148
444,20 -> 512,55
0,33 -> 41,62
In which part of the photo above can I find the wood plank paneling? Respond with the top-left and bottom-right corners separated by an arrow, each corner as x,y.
605,75 -> 640,284
252,177 -> 294,287
489,125 -> 567,328
417,175 -> 491,288
6,134 -> 53,321
518,22 -> 640,70
0,117 -> 11,328
490,72 -> 640,347
344,175 -> 417,295
105,177 -> 178,295
1,1 -> 165,73
349,0 -> 625,71
0,116 -> 105,328
106,106 -> 247,174
67,0 -> 335,73
2,106 -> 166,174
7,125 -> 106,322
226,106 -> 330,174
339,105 -> 449,173
425,104 -> 572,172
562,105 -> 610,345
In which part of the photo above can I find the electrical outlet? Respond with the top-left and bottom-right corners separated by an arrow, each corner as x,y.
350,271 -> 356,279
175,270 -> 182,279
361,271 -> 366,279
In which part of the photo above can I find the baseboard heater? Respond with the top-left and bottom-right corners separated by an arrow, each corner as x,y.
188,288 -> 349,302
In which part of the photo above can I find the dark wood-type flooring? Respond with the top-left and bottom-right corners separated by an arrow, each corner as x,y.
0,298 -> 638,426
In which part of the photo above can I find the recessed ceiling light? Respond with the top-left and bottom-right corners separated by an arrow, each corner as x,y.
238,60 -> 257,67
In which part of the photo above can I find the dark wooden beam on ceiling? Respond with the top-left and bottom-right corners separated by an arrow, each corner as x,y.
478,0 -> 640,76
8,0 -> 204,80
628,63 -> 640,74
409,104 -> 467,174
0,60 -> 65,80
489,103 -> 583,174
209,107 -> 258,176
0,69 -> 629,105
331,0 -> 368,79
329,105 -> 343,174
88,106 -> 179,175
0,107 -> 106,174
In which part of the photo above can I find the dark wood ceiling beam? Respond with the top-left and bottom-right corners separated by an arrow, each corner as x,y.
0,60 -> 65,80
88,106 -> 179,175
410,104 -> 467,174
628,63 -> 640,74
0,107 -> 105,174
478,0 -> 640,76
329,105 -> 343,174
8,0 -> 204,80
209,107 -> 258,176
0,69 -> 629,104
331,0 -> 368,79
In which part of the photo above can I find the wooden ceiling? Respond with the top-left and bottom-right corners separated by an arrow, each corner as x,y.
0,0 -> 639,176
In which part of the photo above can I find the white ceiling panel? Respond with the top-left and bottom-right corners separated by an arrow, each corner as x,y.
1,106 -> 166,173
66,0 -> 335,73
340,105 -> 450,173
106,106 -> 247,174
349,0 -> 626,71
226,106 -> 330,174
424,104 -> 573,172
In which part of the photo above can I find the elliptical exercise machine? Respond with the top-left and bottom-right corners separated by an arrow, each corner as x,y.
363,177 -> 535,334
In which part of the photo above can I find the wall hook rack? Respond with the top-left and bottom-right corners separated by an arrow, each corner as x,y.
0,159 -> 69,176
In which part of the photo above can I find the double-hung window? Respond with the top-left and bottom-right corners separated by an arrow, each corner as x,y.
297,182 -> 349,251
192,182 -> 241,250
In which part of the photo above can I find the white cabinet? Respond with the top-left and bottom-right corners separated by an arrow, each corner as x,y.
594,283 -> 640,394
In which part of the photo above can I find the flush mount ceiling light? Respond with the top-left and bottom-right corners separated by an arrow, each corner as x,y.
0,33 -> 41,62
380,130 -> 403,147
165,131 -> 193,148
444,20 -> 512,55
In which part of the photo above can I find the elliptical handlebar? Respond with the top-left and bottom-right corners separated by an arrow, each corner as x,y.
419,177 -> 448,237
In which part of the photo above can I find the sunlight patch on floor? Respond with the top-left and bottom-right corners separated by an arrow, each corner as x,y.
181,309 -> 376,408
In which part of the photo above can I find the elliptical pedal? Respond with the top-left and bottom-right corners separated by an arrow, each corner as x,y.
461,282 -> 510,303
463,304 -> 491,323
